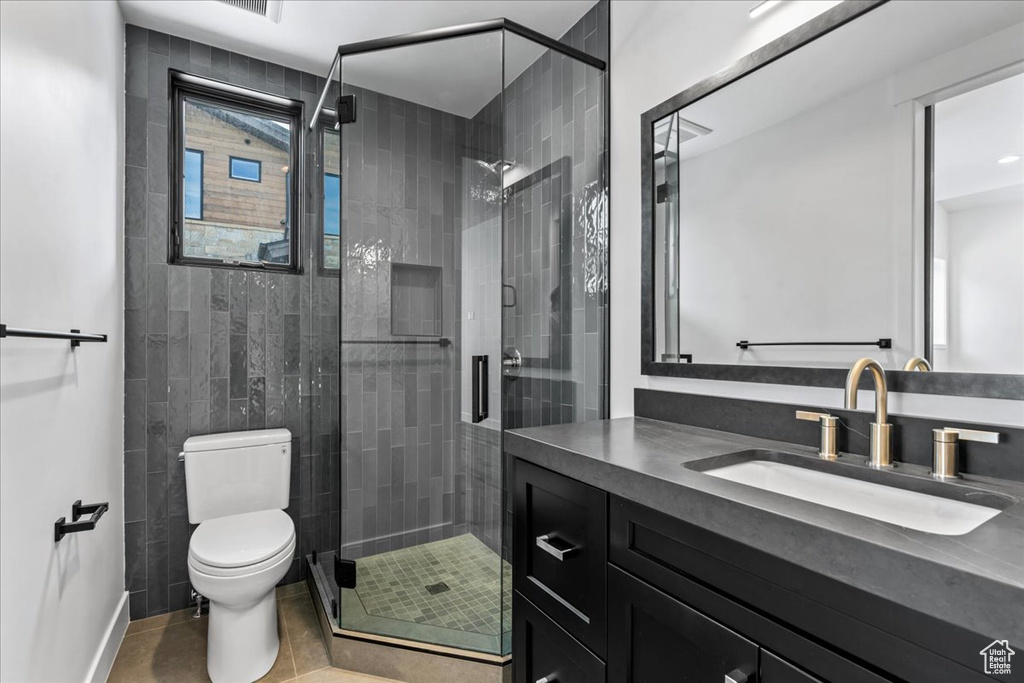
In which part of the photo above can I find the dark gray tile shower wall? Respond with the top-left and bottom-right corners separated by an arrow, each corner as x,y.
123,1 -> 610,618
337,1 -> 609,561
123,26 -> 340,619
474,3 -> 611,556
337,86 -> 471,559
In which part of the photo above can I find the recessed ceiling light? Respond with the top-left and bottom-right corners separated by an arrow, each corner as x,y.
997,155 -> 1021,164
750,0 -> 782,19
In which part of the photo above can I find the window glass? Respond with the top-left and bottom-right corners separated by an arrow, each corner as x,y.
180,96 -> 293,265
323,129 -> 341,269
184,149 -> 203,219
229,157 -> 262,182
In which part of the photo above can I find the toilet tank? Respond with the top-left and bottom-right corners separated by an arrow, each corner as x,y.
183,428 -> 291,524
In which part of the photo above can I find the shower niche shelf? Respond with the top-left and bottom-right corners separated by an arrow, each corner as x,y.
391,263 -> 442,337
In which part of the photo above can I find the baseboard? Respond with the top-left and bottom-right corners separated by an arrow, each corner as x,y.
85,590 -> 129,683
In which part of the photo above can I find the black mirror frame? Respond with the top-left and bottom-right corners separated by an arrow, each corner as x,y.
638,0 -> 1024,400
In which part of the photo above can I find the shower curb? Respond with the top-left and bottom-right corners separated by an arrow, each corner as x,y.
305,555 -> 510,682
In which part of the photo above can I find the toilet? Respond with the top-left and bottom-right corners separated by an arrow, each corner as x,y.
183,428 -> 295,683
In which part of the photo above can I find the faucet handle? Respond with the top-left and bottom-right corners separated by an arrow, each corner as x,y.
796,411 -> 838,461
796,410 -> 837,426
931,427 -> 1001,480
938,427 -> 1001,444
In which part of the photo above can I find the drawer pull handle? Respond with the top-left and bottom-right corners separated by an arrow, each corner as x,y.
725,669 -> 749,683
536,534 -> 576,561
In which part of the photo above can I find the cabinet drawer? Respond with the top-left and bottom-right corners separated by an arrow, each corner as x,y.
762,651 -> 823,683
513,591 -> 605,683
513,459 -> 607,656
608,566 -> 758,683
610,496 -> 963,682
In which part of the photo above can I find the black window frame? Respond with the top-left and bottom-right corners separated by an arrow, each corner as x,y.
317,116 -> 341,275
228,156 -> 262,182
169,70 -> 303,273
183,148 -> 204,220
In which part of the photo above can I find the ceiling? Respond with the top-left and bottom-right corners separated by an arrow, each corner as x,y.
668,1 -> 1024,162
118,0 -> 596,116
935,71 -> 1024,207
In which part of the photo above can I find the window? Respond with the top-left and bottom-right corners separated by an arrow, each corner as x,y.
229,156 -> 262,182
322,127 -> 341,270
184,149 -> 204,219
170,71 -> 302,271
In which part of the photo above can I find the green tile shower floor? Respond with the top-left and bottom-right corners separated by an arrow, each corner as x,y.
319,534 -> 512,655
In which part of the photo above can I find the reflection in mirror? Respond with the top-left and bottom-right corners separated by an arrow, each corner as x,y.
930,73 -> 1024,374
322,127 -> 341,270
654,114 -> 682,362
650,0 -> 1024,375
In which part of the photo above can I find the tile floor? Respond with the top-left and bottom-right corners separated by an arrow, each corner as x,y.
109,583 -> 400,683
354,534 -> 511,637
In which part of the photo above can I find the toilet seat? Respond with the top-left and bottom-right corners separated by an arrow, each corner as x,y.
189,509 -> 295,578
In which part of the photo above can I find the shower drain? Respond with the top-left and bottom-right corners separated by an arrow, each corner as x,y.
425,581 -> 450,595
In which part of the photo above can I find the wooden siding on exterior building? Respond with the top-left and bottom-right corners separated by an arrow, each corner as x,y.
184,103 -> 289,233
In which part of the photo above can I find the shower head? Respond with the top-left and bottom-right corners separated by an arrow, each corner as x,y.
475,159 -> 515,174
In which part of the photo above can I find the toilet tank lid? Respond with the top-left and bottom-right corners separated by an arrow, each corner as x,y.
183,428 -> 291,453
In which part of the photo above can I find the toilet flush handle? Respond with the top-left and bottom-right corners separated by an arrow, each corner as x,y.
178,451 -> 185,463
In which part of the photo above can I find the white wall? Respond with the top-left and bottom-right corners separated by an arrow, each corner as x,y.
945,200 -> 1024,374
0,2 -> 127,681
610,0 -> 1024,426
675,78 -> 905,367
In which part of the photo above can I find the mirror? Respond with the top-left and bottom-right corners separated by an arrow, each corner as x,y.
642,0 -> 1024,396
930,73 -> 1024,374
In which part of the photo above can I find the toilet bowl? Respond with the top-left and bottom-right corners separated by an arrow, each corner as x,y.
182,428 -> 293,683
188,509 -> 296,682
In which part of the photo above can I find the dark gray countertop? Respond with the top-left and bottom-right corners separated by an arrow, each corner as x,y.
505,417 -> 1024,644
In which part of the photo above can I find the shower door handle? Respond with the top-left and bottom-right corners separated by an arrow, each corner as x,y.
472,355 -> 488,423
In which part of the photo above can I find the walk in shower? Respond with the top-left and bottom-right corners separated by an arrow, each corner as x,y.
306,13 -> 608,659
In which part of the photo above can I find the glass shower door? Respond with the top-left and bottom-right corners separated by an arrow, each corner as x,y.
321,21 -> 608,661
334,31 -> 509,656
501,33 -> 609,431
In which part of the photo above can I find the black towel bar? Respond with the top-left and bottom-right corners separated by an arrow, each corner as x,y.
342,338 -> 450,347
737,338 -> 891,350
0,324 -> 107,348
55,500 -> 109,542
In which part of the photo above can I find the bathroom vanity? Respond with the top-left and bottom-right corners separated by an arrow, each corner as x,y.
507,393 -> 1024,683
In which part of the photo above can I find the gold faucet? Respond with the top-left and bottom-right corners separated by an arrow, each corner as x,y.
903,357 -> 931,372
844,358 -> 893,469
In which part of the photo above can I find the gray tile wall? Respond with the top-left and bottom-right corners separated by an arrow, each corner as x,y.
338,86 -> 469,559
453,2 -> 611,558
124,1 -> 609,617
502,6 -> 609,430
123,26 -> 340,619
482,3 -> 610,557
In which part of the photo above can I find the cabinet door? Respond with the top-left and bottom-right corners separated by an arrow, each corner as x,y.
761,651 -> 822,683
513,591 -> 605,683
608,566 -> 758,683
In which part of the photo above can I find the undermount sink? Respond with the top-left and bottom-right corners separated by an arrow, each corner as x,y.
686,450 -> 1012,536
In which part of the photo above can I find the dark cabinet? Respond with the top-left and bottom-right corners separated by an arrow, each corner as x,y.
761,652 -> 822,683
513,459 -> 607,656
513,591 -> 606,683
511,457 -> 977,683
607,566 -> 758,683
